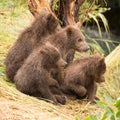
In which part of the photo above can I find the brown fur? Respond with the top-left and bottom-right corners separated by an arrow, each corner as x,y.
5,10 -> 60,82
14,42 -> 67,105
48,26 -> 89,60
45,25 -> 89,84
61,54 -> 106,102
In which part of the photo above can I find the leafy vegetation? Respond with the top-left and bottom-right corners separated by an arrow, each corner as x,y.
80,0 -> 110,37
85,99 -> 120,120
79,0 -> 119,55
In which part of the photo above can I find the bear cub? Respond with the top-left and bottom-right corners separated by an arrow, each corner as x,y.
61,54 -> 106,102
5,9 -> 60,82
14,42 -> 67,105
45,25 -> 89,84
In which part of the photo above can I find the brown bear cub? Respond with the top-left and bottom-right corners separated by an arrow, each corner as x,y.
61,54 -> 106,102
14,42 -> 67,105
5,9 -> 60,82
44,25 -> 89,84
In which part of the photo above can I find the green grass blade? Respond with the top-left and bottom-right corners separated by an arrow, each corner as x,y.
88,13 -> 102,38
98,13 -> 110,37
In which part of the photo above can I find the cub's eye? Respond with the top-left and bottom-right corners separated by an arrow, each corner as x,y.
78,39 -> 82,42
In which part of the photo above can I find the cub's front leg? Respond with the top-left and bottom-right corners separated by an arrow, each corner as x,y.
87,81 -> 98,103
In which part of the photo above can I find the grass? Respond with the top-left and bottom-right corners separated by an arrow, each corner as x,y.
0,1 -> 120,120
103,45 -> 120,98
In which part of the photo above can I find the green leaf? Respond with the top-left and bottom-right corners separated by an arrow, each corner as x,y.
96,101 -> 106,108
101,112 -> 109,120
105,106 -> 114,115
75,117 -> 79,120
101,107 -> 115,120
115,99 -> 120,109
101,111 -> 115,120
84,115 -> 97,120
84,116 -> 91,120
90,115 -> 98,120
88,13 -> 102,38
116,110 -> 120,118
104,94 -> 114,104
98,13 -> 110,37
110,115 -> 115,120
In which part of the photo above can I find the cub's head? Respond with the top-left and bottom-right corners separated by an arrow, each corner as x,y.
66,26 -> 90,52
33,9 -> 61,36
41,42 -> 67,69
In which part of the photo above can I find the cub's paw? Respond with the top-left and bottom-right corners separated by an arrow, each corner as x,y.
55,95 -> 67,105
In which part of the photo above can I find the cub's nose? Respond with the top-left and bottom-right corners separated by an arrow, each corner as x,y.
57,59 -> 67,68
101,76 -> 105,82
86,46 -> 90,51
84,46 -> 90,52
61,60 -> 67,67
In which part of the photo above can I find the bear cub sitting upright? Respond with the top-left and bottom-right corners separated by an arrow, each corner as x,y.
5,9 -> 60,82
14,42 -> 67,105
61,54 -> 106,102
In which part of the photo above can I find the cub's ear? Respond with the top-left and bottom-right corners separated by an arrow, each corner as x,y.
40,7 -> 48,14
40,45 -> 49,55
47,13 -> 58,25
94,52 -> 101,56
75,22 -> 82,28
66,27 -> 73,36
47,13 -> 55,22
36,7 -> 49,17
47,13 -> 60,31
99,57 -> 105,64
98,57 -> 106,72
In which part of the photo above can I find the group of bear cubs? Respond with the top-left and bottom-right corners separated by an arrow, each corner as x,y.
5,10 -> 106,105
